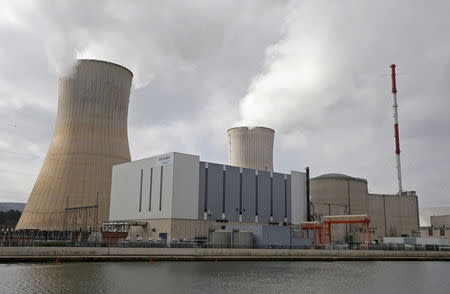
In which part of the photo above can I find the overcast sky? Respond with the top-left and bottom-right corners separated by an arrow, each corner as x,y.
0,1 -> 449,208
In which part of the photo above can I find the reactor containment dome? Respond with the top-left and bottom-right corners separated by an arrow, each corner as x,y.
227,126 -> 274,171
16,59 -> 133,231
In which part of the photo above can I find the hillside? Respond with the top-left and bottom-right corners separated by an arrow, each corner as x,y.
0,202 -> 25,212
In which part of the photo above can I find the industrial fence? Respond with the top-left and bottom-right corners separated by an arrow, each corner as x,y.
1,240 -> 450,251
1,229 -> 449,251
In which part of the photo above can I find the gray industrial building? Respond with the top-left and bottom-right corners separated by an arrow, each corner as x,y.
108,126 -> 422,246
198,161 -> 297,223
109,152 -> 308,244
310,173 -> 420,242
223,225 -> 310,248
418,213 -> 450,244
430,215 -> 450,228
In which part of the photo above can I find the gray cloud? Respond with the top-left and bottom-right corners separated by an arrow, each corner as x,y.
0,0 -> 449,208
238,1 -> 450,207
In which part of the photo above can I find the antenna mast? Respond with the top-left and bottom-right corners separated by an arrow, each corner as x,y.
390,64 -> 403,195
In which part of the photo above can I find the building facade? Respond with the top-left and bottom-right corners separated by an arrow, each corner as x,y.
109,152 -> 308,242
310,173 -> 419,242
430,215 -> 450,228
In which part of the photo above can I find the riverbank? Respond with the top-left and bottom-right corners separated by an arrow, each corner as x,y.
1,247 -> 450,262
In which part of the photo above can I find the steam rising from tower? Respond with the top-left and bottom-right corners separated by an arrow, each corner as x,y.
227,126 -> 274,171
16,59 -> 133,231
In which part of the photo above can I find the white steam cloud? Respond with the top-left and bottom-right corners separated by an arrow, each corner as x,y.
238,3 -> 376,132
41,1 -> 247,88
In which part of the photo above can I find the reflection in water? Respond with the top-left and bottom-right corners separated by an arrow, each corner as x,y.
0,261 -> 449,294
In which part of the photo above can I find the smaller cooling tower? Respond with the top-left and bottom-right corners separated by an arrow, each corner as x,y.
227,126 -> 274,171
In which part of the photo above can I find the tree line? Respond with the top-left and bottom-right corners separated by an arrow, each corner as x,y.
0,210 -> 21,227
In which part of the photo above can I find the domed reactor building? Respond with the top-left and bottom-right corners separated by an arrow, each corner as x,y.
16,59 -> 133,231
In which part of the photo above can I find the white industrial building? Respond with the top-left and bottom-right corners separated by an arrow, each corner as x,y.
110,152 -> 307,224
108,127 -> 309,245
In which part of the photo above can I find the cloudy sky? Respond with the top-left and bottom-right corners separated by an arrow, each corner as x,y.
0,1 -> 449,208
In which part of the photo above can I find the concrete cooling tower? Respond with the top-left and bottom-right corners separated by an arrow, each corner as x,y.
16,59 -> 133,231
227,126 -> 274,171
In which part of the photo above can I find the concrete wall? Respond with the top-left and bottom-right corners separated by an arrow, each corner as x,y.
257,170 -> 271,223
226,225 -> 292,247
128,219 -> 212,242
224,166 -> 240,221
291,171 -> 307,224
419,207 -> 450,226
198,163 -> 304,224
368,194 -> 385,239
431,215 -> 450,227
242,168 -> 256,222
383,237 -> 448,245
311,176 -> 368,216
198,162 -> 223,221
272,173 -> 285,223
110,153 -> 199,221
110,154 -> 174,220
172,153 -> 200,219
311,175 -> 368,242
236,225 -> 311,247
126,219 -> 283,243
128,219 -> 172,241
2,247 -> 450,261
419,228 -> 450,244
369,194 -> 419,238
311,174 -> 419,242
125,218 -> 312,245
404,237 -> 448,245
383,237 -> 406,244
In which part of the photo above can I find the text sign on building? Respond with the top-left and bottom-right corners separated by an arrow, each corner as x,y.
157,154 -> 173,166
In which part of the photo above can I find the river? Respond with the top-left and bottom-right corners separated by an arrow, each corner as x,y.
0,261 -> 449,293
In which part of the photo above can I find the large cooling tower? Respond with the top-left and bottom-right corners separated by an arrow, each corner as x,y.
16,59 -> 133,231
227,126 -> 274,171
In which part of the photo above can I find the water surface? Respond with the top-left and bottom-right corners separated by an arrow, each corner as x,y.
0,261 -> 449,294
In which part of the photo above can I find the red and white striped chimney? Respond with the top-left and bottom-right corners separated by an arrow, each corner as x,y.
390,64 -> 403,195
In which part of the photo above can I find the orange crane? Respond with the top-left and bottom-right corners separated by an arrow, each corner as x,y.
301,215 -> 372,247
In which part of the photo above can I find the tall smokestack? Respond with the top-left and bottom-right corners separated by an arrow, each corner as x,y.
16,59 -> 133,231
227,126 -> 274,171
390,64 -> 403,195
